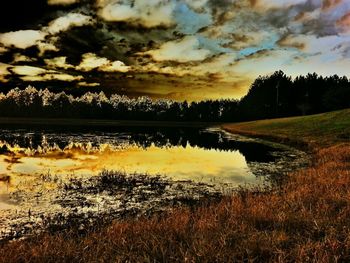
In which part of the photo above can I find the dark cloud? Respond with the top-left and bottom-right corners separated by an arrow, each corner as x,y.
55,25 -> 114,65
0,0 -> 89,32
208,0 -> 235,9
0,0 -> 50,32
0,46 -> 41,64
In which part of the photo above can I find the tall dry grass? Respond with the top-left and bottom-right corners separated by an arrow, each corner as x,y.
0,143 -> 349,262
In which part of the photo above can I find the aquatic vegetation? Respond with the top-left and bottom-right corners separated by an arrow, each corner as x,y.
0,170 -> 222,242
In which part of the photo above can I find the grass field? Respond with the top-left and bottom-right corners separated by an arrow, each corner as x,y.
223,109 -> 350,150
1,109 -> 350,262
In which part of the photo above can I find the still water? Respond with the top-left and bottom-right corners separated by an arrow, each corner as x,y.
0,125 -> 308,239
0,126 -> 287,192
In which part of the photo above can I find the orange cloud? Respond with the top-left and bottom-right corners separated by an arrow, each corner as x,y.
337,12 -> 350,28
322,0 -> 342,10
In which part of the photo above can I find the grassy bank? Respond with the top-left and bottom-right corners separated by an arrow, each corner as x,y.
1,109 -> 350,262
223,108 -> 350,150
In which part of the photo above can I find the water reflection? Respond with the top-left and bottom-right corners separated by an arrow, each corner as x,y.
0,126 -> 278,161
0,126 -> 286,196
0,126 -> 294,195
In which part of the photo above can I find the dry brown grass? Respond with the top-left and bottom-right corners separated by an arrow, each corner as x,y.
1,143 -> 350,262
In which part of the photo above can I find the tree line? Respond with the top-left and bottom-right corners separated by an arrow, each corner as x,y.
239,70 -> 350,120
0,70 -> 349,122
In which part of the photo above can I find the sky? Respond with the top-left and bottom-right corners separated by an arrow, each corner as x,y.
0,0 -> 350,101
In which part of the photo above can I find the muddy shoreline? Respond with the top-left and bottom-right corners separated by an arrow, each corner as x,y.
0,171 -> 223,242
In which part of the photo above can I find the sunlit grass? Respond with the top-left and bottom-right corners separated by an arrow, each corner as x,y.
223,108 -> 350,149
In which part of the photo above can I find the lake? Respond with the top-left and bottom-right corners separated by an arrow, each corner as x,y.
0,125 -> 307,239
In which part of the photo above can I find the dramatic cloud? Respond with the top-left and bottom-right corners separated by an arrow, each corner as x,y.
98,0 -> 176,28
9,65 -> 83,82
278,34 -> 350,55
45,56 -> 74,69
47,13 -> 94,34
145,36 -> 211,62
13,54 -> 37,63
0,12 -> 93,56
1,0 -> 350,100
0,30 -> 45,49
77,53 -> 130,72
10,66 -> 48,76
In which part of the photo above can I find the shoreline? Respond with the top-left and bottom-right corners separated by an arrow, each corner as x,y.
221,125 -> 313,152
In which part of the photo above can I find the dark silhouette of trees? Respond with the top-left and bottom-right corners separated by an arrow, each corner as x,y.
0,71 -> 349,122
0,86 -> 239,122
238,71 -> 350,120
239,71 -> 294,120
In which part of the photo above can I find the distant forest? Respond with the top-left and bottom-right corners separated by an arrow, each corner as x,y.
0,71 -> 349,122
